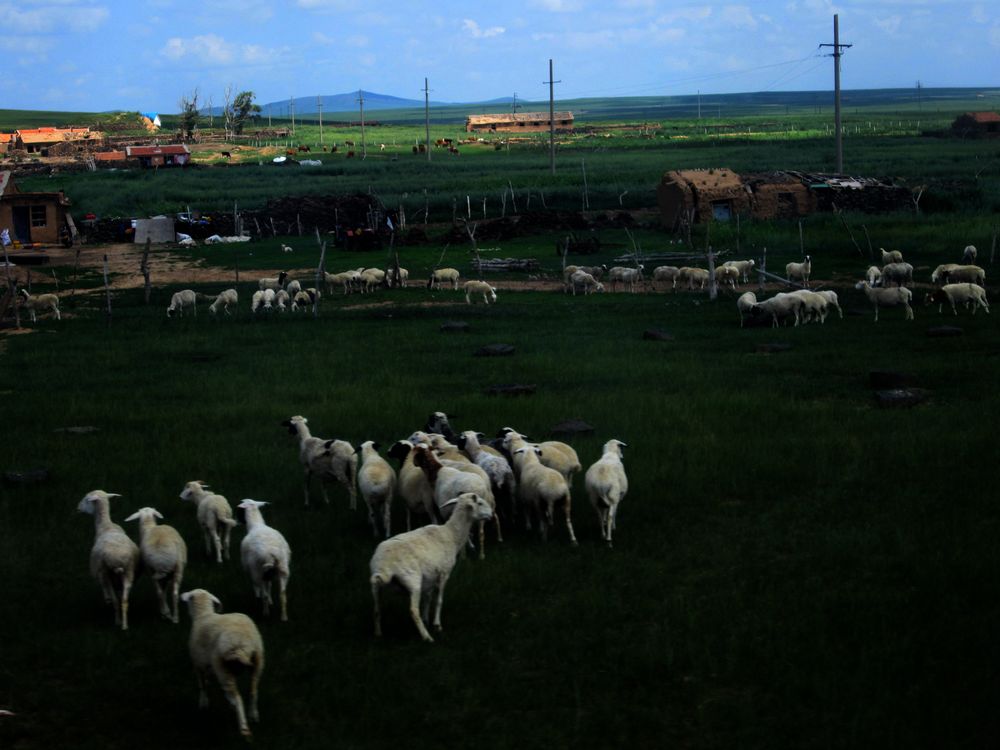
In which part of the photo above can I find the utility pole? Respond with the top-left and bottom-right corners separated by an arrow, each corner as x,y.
267,104 -> 271,128
423,77 -> 432,162
820,14 -> 852,173
697,90 -> 701,120
512,92 -> 520,113
317,94 -> 323,146
289,96 -> 295,135
916,80 -> 923,110
207,96 -> 213,128
543,58 -> 561,175
358,89 -> 367,159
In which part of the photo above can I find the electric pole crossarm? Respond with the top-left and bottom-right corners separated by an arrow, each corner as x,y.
820,13 -> 852,174
543,59 -> 561,175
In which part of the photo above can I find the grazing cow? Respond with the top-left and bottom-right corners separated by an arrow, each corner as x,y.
346,151 -> 356,158
220,151 -> 232,159
412,146 -> 418,154
285,149 -> 296,157
330,145 -> 338,153
322,147 -> 328,152
297,145 -> 310,153
345,140 -> 355,147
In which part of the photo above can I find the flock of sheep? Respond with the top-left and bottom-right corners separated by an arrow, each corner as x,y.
75,411 -> 627,739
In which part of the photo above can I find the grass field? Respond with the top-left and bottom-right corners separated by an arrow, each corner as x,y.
2,258 -> 1000,749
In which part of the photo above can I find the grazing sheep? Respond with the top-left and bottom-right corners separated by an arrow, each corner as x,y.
576,265 -> 606,281
250,290 -> 266,313
238,499 -> 291,621
387,440 -> 438,529
714,264 -> 740,291
258,271 -> 288,292
181,589 -> 264,739
500,429 -> 581,484
962,245 -> 977,264
930,263 -> 960,285
386,266 -> 409,287
568,270 -> 604,295
17,289 -> 60,322
124,507 -> 187,623
274,289 -> 290,312
618,266 -> 645,293
678,267 -> 709,291
815,290 -> 843,319
866,266 -> 882,287
736,291 -> 757,327
324,270 -> 357,295
511,446 -> 578,545
923,283 -> 989,315
285,279 -> 302,297
881,262 -> 914,288
370,492 -> 494,642
652,265 -> 680,291
208,289 -> 238,316
723,259 -> 756,283
357,441 -> 396,538
427,267 -> 461,290
751,293 -> 804,327
585,440 -> 628,547
787,289 -> 830,324
179,481 -> 237,564
464,280 -> 497,305
167,289 -> 197,318
880,247 -> 904,264
943,264 -> 986,285
77,490 -> 139,630
359,268 -> 385,293
785,256 -> 812,287
281,243 -> 293,253
291,289 -> 318,311
855,280 -> 914,322
282,415 -> 358,509
456,430 -> 516,520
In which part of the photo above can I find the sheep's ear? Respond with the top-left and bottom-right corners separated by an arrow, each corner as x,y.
153,509 -> 164,520
106,493 -> 122,498
618,440 -> 628,448
440,498 -> 460,509
180,591 -> 193,603
124,511 -> 140,522
323,440 -> 336,449
476,432 -> 485,440
371,442 -> 380,452
210,594 -> 222,611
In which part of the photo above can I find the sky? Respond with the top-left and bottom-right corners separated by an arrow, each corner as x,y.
0,0 -> 998,113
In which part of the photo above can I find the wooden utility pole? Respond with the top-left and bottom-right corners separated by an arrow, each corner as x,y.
423,78 -> 432,163
820,14 -> 852,173
317,95 -> 324,146
140,238 -> 152,304
289,96 -> 295,136
358,90 -> 367,159
544,59 -> 560,175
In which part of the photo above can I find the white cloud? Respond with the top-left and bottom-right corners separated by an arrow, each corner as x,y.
531,0 -> 583,12
160,34 -> 283,66
655,6 -> 712,24
0,2 -> 109,33
721,5 -> 758,29
873,14 -> 902,34
462,19 -> 505,38
971,5 -> 988,24
312,31 -> 335,46
346,34 -> 369,47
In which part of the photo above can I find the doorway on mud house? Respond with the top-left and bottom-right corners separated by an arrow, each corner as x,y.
12,206 -> 30,243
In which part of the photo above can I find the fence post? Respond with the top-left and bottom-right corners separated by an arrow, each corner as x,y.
102,254 -> 112,323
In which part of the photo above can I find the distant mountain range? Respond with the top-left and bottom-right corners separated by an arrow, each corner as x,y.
202,91 -> 531,117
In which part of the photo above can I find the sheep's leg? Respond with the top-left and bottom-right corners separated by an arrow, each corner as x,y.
153,576 -> 170,619
478,520 -> 486,560
320,477 -> 331,506
371,580 -> 383,637
98,570 -> 114,605
279,575 -> 289,622
171,569 -> 183,623
563,502 -> 579,546
905,303 -> 913,321
383,502 -> 392,538
221,524 -> 231,561
201,527 -> 213,557
493,511 -> 503,543
120,575 -> 133,631
420,589 -> 433,626
249,653 -> 263,723
433,572 -> 451,632
408,586 -> 434,642
211,528 -> 223,564
214,660 -> 251,738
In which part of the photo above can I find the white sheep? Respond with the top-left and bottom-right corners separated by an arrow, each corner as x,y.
324,270 -> 356,295
427,267 -> 461,290
500,429 -> 581,484
568,270 -> 604,295
815,290 -> 843,319
285,279 -> 302,297
370,492 -> 494,642
606,266 -> 629,291
359,268 -> 385,293
736,291 -> 757,327
751,293 -> 803,327
652,265 -> 680,291
855,280 -> 914,322
464,280 -> 497,304
456,430 -> 516,520
678,267 -> 709,290
723,259 -> 756,283
866,266 -> 882,287
358,440 -> 396,538
238,499 -> 291,621
167,289 -> 197,318
258,271 -> 288,292
714,264 -> 740,291
881,262 -> 914,288
962,245 -> 977,264
880,247 -> 904,264
943,264 -> 985,285
387,440 -> 438,529
208,289 -> 238,316
17,289 -> 60,322
251,288 -> 275,313
274,289 -> 290,312
282,415 -> 358,509
386,266 -> 409,287
585,439 -> 628,547
413,446 -> 500,559
785,256 -> 812,286
511,446 -> 578,545
124,507 -> 187,623
179,480 -> 237,563
250,290 -> 265,313
281,243 -> 294,254
77,490 -> 139,630
787,289 -> 829,324
923,283 -> 990,315
930,264 -> 959,285
619,266 -> 645,293
181,589 -> 264,739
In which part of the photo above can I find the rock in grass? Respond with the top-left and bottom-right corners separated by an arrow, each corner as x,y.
3,468 -> 50,485
550,419 -> 594,437
486,383 -> 536,397
475,344 -> 515,357
642,328 -> 675,341
926,326 -> 963,338
874,388 -> 932,408
440,321 -> 470,333
869,371 -> 918,390
755,342 -> 793,354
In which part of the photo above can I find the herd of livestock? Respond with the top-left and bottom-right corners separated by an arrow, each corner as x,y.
75,412 -> 627,739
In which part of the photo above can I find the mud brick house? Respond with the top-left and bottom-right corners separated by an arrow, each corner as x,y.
466,112 -> 574,133
15,127 -> 99,156
0,171 -> 72,245
951,111 -> 1000,138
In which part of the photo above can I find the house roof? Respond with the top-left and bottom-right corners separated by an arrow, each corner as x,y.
16,127 -> 94,144
94,151 -> 127,161
963,111 -> 1000,124
466,111 -> 574,125
125,145 -> 190,157
0,133 -> 13,144
665,168 -> 744,191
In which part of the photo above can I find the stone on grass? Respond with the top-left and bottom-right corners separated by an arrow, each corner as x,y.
550,419 -> 595,437
475,344 -> 515,357
874,388 -> 932,409
642,328 -> 675,341
486,384 -> 536,397
440,321 -> 470,333
755,342 -> 793,354
926,326 -> 963,338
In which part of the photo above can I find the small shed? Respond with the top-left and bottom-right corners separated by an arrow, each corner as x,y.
125,144 -> 191,167
0,170 -> 72,245
951,111 -> 1000,137
656,169 -> 751,228
465,111 -> 574,133
744,172 -> 814,220
0,133 -> 13,154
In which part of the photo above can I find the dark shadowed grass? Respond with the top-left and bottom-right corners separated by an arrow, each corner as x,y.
1,283 -> 999,749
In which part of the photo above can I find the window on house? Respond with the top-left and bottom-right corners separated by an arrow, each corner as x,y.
30,205 -> 47,227
711,201 -> 732,221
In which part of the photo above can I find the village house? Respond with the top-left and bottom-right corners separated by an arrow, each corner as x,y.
951,111 -> 1000,138
0,171 -> 72,246
124,144 -> 191,167
466,111 -> 574,134
14,126 -> 99,156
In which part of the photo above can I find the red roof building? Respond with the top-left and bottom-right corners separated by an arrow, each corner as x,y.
124,144 -> 191,167
952,111 -> 1000,137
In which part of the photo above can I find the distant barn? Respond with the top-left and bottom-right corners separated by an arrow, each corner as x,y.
125,144 -> 191,168
951,111 -> 1000,138
465,112 -> 574,134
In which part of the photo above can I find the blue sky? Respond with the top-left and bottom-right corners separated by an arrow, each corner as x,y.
0,0 -> 997,113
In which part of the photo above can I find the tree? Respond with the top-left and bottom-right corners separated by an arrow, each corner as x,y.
225,90 -> 261,136
178,89 -> 200,140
